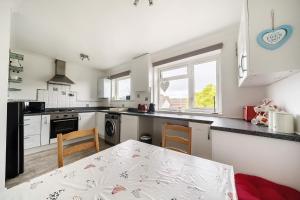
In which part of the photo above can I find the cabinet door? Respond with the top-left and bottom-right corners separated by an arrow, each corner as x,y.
120,115 -> 139,142
41,115 -> 50,146
238,1 -> 249,85
24,135 -> 41,149
96,112 -> 106,138
248,0 -> 300,74
24,115 -> 41,136
79,112 -> 96,130
189,122 -> 211,159
131,54 -> 152,92
98,79 -> 111,99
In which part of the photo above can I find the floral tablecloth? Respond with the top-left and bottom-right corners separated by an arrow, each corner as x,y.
1,140 -> 237,200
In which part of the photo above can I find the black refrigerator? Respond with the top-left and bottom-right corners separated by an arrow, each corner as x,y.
6,102 -> 24,179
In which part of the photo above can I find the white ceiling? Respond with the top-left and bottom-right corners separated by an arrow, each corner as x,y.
11,0 -> 242,69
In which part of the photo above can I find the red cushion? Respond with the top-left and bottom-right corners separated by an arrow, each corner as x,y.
235,173 -> 300,200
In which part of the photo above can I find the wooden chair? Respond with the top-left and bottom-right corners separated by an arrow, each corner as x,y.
57,128 -> 100,168
162,123 -> 192,155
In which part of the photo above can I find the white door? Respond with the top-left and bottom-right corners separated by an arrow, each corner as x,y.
96,112 -> 106,138
189,122 -> 211,159
40,115 -> 50,146
120,115 -> 139,142
78,112 -> 96,130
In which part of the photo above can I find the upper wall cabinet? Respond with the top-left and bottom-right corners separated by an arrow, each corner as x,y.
131,54 -> 153,93
98,78 -> 111,99
238,0 -> 300,87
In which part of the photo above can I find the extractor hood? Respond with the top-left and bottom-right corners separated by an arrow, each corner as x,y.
47,59 -> 74,85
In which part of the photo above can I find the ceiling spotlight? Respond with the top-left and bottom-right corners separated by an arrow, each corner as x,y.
133,0 -> 153,6
133,0 -> 139,6
80,53 -> 90,61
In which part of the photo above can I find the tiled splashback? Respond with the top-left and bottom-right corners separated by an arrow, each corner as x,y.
37,84 -> 101,108
109,91 -> 152,108
36,84 -> 152,109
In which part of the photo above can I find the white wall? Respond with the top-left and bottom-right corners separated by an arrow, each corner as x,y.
212,130 -> 300,191
8,50 -> 105,107
266,72 -> 300,115
0,0 -> 11,191
151,25 -> 266,118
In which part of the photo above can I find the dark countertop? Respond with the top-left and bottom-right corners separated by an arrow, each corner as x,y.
24,107 -> 300,143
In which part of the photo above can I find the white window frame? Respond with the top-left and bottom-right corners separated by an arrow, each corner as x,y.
155,54 -> 221,114
112,75 -> 131,101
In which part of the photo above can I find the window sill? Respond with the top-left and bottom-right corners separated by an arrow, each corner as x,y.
156,110 -> 222,117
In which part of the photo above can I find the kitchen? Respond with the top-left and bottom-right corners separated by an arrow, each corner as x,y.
1,0 -> 300,199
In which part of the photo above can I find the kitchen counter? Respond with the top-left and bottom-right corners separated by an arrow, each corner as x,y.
23,107 -> 109,116
101,110 -> 300,143
24,107 -> 300,143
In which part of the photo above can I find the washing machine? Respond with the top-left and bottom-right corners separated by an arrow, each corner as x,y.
105,113 -> 121,145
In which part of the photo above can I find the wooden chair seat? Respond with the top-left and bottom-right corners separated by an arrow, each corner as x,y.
57,128 -> 100,168
162,123 -> 192,155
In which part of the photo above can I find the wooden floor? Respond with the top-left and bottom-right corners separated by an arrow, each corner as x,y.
5,139 -> 111,189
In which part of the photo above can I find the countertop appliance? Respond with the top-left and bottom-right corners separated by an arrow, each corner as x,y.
272,112 -> 294,134
6,102 -> 24,179
138,104 -> 148,113
50,112 -> 78,143
243,106 -> 256,122
25,101 -> 45,113
105,113 -> 121,145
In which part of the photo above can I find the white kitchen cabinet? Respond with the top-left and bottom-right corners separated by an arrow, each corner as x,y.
98,78 -> 111,99
120,115 -> 139,142
24,115 -> 41,149
24,115 -> 41,136
24,135 -> 41,150
40,115 -> 50,146
211,130 -> 300,191
131,54 -> 153,93
96,112 -> 106,138
238,0 -> 300,87
78,112 -> 96,130
189,122 -> 211,159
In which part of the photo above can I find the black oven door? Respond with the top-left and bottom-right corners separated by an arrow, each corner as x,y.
50,117 -> 78,140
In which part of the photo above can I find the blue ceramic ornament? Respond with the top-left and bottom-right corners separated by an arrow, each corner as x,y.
257,10 -> 293,50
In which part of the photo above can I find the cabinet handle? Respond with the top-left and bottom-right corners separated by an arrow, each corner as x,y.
240,55 -> 247,71
24,136 -> 30,139
24,124 -> 30,126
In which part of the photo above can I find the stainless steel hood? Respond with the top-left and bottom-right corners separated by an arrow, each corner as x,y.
47,59 -> 74,85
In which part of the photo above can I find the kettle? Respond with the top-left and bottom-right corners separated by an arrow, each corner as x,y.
148,103 -> 155,113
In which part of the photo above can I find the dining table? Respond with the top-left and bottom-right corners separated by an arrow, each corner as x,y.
1,140 -> 237,200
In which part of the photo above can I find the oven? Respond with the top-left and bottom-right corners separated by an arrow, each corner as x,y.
50,113 -> 78,143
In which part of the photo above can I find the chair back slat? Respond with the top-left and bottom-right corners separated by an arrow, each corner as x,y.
57,128 -> 100,168
63,141 -> 96,157
62,129 -> 96,141
166,146 -> 188,154
162,123 -> 192,155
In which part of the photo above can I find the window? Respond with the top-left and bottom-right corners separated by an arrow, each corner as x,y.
112,76 -> 131,100
156,57 -> 219,113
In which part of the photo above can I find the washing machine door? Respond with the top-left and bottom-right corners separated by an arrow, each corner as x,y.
105,120 -> 115,137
